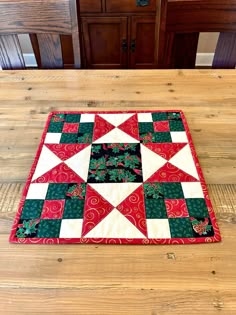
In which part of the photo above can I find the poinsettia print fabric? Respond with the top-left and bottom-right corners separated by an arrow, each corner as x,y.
9,111 -> 221,244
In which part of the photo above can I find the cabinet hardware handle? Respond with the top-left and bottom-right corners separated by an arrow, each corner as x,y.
122,39 -> 128,52
136,0 -> 149,7
131,39 -> 136,53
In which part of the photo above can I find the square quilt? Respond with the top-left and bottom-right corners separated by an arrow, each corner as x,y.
9,111 -> 221,244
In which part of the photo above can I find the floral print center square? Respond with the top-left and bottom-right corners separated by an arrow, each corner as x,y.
87,143 -> 143,183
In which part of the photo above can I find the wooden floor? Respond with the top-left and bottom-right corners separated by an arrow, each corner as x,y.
0,70 -> 236,314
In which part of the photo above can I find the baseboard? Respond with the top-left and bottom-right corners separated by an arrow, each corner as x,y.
23,52 -> 213,68
23,52 -> 214,68
23,53 -> 37,67
1,52 -> 214,70
195,53 -> 214,67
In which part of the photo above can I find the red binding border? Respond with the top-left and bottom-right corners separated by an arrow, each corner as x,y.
9,110 -> 221,245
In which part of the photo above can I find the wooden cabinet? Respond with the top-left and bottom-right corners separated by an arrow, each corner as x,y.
82,15 -> 156,69
31,0 -> 158,69
82,17 -> 128,68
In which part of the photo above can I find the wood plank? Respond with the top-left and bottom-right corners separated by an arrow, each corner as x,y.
0,140 -> 235,183
0,288 -> 235,314
1,219 -> 236,290
1,183 -> 235,214
0,70 -> 235,104
1,182 -> 235,229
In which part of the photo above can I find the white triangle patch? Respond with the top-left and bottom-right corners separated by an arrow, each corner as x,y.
98,113 -> 134,127
169,144 -> 199,180
84,208 -> 146,239
32,145 -> 62,181
89,183 -> 141,207
65,145 -> 91,181
93,128 -> 139,143
140,144 -> 167,181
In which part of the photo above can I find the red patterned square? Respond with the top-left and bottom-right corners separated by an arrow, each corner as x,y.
165,199 -> 189,218
153,121 -> 170,132
41,200 -> 65,219
62,123 -> 79,133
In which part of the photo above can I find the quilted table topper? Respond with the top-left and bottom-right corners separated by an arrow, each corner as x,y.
10,111 -> 221,244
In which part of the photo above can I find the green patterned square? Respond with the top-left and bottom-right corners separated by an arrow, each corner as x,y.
169,120 -> 185,131
21,200 -> 44,219
169,218 -> 194,238
63,199 -> 84,218
152,132 -> 172,143
186,198 -> 209,217
77,133 -> 92,143
37,219 -> 61,238
139,123 -> 154,134
60,133 -> 78,143
152,112 -> 168,121
48,122 -> 64,133
145,198 -> 167,219
162,183 -> 184,199
65,114 -> 81,123
79,123 -> 94,134
46,183 -> 68,200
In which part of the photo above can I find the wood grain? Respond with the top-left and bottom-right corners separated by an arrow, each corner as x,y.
79,0 -> 102,13
0,0 -> 81,69
37,34 -> 63,69
0,0 -> 72,34
166,0 -> 236,33
0,69 -> 235,314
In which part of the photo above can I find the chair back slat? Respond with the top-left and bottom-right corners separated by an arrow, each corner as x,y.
37,34 -> 63,69
213,32 -> 236,69
0,35 -> 25,69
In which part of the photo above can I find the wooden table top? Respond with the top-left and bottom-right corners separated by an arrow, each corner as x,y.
0,70 -> 235,314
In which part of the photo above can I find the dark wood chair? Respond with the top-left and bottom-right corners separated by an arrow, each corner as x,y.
156,0 -> 236,69
0,0 -> 81,69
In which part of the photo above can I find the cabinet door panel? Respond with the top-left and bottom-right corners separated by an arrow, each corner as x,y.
82,17 -> 128,69
130,16 -> 157,68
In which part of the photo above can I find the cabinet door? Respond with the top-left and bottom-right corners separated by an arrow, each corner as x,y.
129,16 -> 157,69
82,17 -> 128,69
